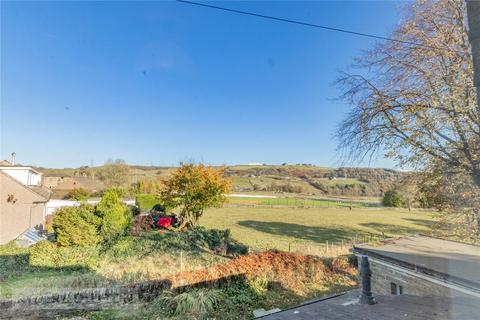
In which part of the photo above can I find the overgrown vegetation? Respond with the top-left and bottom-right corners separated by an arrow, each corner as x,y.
1,227 -> 241,299
87,252 -> 357,319
382,190 -> 406,208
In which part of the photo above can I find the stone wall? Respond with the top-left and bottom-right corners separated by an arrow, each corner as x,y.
367,259 -> 470,298
0,275 -> 245,319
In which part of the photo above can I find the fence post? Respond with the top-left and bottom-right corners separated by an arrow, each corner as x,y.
180,250 -> 184,286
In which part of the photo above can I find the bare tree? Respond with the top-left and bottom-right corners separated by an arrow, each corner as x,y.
337,0 -> 480,187
97,159 -> 129,187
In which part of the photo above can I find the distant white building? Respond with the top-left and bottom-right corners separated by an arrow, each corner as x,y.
0,165 -> 43,186
46,199 -> 136,216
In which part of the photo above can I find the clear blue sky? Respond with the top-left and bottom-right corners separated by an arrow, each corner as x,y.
1,1 -> 402,168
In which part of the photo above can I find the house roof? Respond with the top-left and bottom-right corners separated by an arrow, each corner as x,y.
353,236 -> 480,290
29,185 -> 53,200
0,171 -> 51,202
0,160 -> 12,166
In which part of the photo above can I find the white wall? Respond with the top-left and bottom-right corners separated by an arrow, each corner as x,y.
46,199 -> 136,215
0,167 -> 42,186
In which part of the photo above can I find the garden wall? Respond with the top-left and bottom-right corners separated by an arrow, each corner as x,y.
0,275 -> 245,319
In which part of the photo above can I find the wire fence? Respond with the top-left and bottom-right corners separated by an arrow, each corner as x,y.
248,232 -> 389,258
225,196 -> 380,209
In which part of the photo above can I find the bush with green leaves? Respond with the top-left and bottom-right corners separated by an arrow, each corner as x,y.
96,190 -> 133,241
227,241 -> 249,256
159,288 -> 225,319
220,281 -> 263,309
53,204 -> 101,246
64,188 -> 90,201
382,189 -> 406,207
135,194 -> 164,211
30,240 -> 99,268
105,227 -> 247,261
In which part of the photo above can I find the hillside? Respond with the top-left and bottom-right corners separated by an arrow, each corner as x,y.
225,165 -> 404,197
35,164 -> 405,198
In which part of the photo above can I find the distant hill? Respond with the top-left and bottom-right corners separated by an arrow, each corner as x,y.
225,165 -> 404,197
35,164 -> 405,199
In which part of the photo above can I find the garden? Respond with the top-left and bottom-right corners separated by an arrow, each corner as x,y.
0,164 -> 437,319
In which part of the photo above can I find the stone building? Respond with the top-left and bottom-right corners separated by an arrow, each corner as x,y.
353,236 -> 480,298
43,175 -> 104,199
261,236 -> 480,320
44,175 -> 103,191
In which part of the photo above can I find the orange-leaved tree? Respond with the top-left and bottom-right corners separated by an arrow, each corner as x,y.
160,163 -> 231,229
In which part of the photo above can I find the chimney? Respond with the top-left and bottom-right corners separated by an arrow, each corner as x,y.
11,152 -> 16,166
359,255 -> 376,305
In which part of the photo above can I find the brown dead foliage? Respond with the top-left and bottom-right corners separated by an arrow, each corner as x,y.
169,251 -> 357,294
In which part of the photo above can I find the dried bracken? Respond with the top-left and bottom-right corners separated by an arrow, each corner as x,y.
168,251 -> 357,294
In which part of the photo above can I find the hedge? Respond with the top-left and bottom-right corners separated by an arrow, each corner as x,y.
136,194 -> 164,211
53,205 -> 101,246
30,241 -> 99,268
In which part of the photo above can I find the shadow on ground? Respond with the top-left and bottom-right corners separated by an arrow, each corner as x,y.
0,250 -> 108,300
237,220 -> 366,243
359,222 -> 426,235
402,218 -> 437,229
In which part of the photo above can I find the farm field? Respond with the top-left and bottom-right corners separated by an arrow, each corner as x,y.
226,196 -> 375,208
200,207 -> 437,252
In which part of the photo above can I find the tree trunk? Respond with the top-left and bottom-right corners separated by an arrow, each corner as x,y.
474,171 -> 480,189
473,208 -> 480,236
467,2 -> 480,192
178,219 -> 189,231
467,1 -> 480,110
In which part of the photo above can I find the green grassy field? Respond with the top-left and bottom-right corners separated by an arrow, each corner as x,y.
226,196 -> 372,208
200,207 -> 437,252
